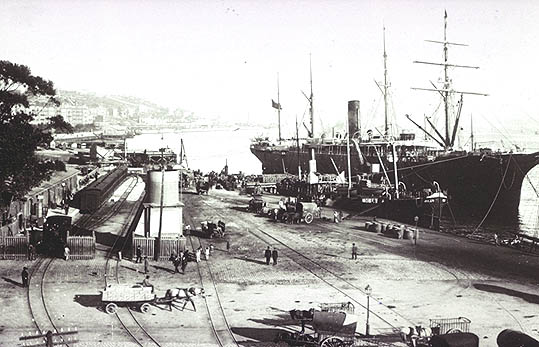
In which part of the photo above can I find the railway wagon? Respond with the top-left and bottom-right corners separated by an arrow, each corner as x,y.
73,166 -> 128,213
38,214 -> 72,257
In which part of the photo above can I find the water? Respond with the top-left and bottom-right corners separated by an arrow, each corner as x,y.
126,128 -> 539,237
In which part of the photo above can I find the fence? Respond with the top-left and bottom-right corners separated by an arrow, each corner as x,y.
67,232 -> 96,260
0,235 -> 29,260
133,236 -> 186,261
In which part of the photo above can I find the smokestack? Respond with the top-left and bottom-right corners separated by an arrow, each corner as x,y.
348,100 -> 360,138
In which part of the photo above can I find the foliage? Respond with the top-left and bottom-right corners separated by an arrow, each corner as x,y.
47,115 -> 74,133
0,60 -> 59,204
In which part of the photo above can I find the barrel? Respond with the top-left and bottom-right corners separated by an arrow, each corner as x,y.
395,225 -> 404,239
371,223 -> 382,233
497,329 -> 539,347
380,223 -> 387,233
365,222 -> 373,231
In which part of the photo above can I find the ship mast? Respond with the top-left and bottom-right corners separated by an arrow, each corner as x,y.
375,27 -> 391,138
411,11 -> 487,150
383,27 -> 389,137
309,53 -> 314,138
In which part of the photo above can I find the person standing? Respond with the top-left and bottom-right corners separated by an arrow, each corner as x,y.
271,247 -> 278,266
181,256 -> 188,273
21,267 -> 29,287
136,245 -> 142,263
264,246 -> 272,265
493,233 -> 500,246
64,246 -> 70,261
204,246 -> 210,260
27,244 -> 35,261
144,256 -> 149,274
351,243 -> 358,260
195,247 -> 202,262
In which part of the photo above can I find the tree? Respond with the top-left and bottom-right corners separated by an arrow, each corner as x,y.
0,60 -> 59,206
46,115 -> 74,133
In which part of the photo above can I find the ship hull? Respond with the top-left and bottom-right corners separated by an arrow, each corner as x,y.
251,145 -> 539,218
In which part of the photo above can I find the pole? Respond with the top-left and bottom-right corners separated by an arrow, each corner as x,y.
391,143 -> 399,199
443,11 -> 450,148
309,53 -> 314,138
346,112 -> 352,198
366,294 -> 370,337
155,148 -> 165,261
383,26 -> 389,137
277,72 -> 281,141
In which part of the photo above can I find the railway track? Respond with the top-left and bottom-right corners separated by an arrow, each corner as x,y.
193,196 -> 415,333
187,234 -> 238,347
102,193 -> 162,347
27,257 -> 73,346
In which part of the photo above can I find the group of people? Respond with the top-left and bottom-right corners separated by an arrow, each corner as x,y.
264,246 -> 279,265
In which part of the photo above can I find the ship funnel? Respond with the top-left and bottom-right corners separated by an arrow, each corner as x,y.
348,100 -> 360,139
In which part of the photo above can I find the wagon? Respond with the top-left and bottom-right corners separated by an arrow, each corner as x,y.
200,220 -> 226,238
101,284 -> 156,314
429,317 -> 471,335
271,201 -> 321,224
276,310 -> 359,347
248,195 -> 266,213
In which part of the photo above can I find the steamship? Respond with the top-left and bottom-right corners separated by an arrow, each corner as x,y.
250,16 -> 539,219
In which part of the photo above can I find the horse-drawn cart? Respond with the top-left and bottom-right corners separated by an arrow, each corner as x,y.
101,284 -> 156,314
200,220 -> 226,238
270,201 -> 321,224
429,317 -> 471,335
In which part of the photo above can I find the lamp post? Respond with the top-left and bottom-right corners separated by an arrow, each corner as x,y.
365,284 -> 372,337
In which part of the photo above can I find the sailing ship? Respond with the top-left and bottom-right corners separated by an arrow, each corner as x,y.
250,13 -> 539,219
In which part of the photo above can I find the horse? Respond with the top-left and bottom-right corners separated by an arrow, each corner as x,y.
164,287 -> 205,311
399,326 -> 433,346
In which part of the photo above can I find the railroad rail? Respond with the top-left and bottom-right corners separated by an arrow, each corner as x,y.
187,234 -> 238,347
98,176 -> 162,347
26,257 -> 75,346
194,197 -> 415,334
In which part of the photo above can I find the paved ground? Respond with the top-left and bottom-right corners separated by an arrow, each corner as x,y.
1,187 -> 538,346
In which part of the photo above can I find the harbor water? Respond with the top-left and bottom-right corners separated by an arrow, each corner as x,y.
126,128 -> 538,238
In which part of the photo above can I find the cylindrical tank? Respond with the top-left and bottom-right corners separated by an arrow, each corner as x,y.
147,170 -> 180,206
497,329 -> 539,347
348,100 -> 360,138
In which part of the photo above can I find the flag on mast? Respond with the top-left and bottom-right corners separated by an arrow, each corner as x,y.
271,99 -> 282,110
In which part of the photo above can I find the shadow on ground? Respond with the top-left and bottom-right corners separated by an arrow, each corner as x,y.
232,327 -> 289,343
235,256 -> 267,266
473,283 -> 539,304
2,277 -> 23,287
74,293 -> 103,310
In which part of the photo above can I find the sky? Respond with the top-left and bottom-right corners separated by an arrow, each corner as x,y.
2,0 -> 539,141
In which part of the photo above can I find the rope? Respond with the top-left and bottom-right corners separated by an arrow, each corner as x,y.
502,169 -> 516,190
510,155 -> 539,199
472,153 -> 513,233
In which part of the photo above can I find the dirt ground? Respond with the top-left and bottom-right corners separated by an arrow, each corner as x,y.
1,186 -> 538,347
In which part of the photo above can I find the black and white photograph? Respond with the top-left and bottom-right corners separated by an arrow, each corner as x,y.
0,1 -> 538,346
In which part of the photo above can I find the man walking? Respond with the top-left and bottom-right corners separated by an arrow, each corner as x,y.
64,246 -> 70,261
264,246 -> 272,265
351,243 -> 358,260
271,247 -> 278,266
21,266 -> 29,287
136,245 -> 142,263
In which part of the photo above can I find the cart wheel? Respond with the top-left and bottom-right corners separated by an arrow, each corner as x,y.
446,328 -> 462,334
320,337 -> 345,347
105,303 -> 117,314
304,213 -> 314,224
140,303 -> 151,313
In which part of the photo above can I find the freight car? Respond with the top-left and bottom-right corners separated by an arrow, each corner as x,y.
71,165 -> 128,213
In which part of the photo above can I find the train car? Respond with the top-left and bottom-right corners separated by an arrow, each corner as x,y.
38,214 -> 72,257
72,165 -> 128,213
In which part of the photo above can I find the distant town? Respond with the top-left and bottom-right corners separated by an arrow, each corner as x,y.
29,90 -> 256,135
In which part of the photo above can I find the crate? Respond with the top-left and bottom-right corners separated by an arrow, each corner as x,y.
102,284 -> 155,302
